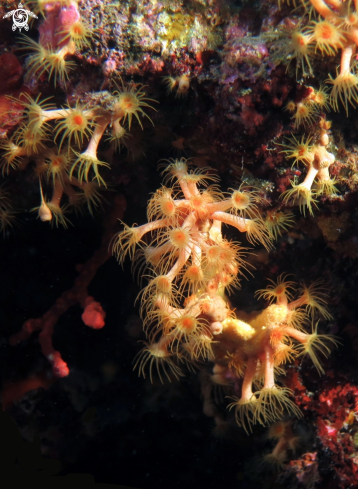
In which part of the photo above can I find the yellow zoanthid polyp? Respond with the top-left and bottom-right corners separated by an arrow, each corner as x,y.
281,182 -> 318,216
113,82 -> 158,129
54,103 -> 95,150
60,20 -> 91,50
278,135 -> 314,167
289,28 -> 314,77
293,102 -> 318,128
308,19 -> 346,56
327,68 -> 358,115
264,210 -> 294,241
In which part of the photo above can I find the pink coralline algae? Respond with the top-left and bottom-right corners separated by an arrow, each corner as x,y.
38,1 -> 80,49
286,371 -> 358,488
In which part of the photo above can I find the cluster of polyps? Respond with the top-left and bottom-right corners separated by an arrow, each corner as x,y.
278,0 -> 358,114
0,84 -> 155,227
114,160 -> 338,431
224,276 -> 338,432
280,115 -> 337,215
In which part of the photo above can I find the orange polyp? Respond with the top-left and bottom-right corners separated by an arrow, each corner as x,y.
192,197 -> 202,206
315,92 -> 326,105
310,20 -> 345,56
74,25 -> 83,35
176,75 -> 190,97
286,101 -> 296,112
219,246 -> 236,264
293,31 -> 307,49
185,265 -> 201,280
189,194 -> 210,219
166,201 -> 174,212
201,303 -> 213,315
320,25 -> 333,39
207,281 -> 218,294
220,273 -> 234,287
124,100 -> 133,110
293,102 -> 317,128
180,317 -> 196,331
113,83 -> 157,129
54,105 -> 93,150
161,199 -> 175,216
297,105 -> 308,116
233,192 -> 249,207
347,13 -> 357,24
268,420 -> 287,439
157,276 -> 171,293
270,328 -> 285,346
170,228 -> 190,248
206,246 -> 220,261
73,114 -> 83,125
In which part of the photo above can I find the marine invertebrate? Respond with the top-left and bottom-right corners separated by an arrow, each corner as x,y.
292,101 -> 318,129
327,49 -> 358,114
284,86 -> 328,129
0,84 -> 156,226
54,101 -> 94,149
306,19 -> 346,56
276,0 -> 358,114
112,82 -> 156,129
163,75 -> 190,97
280,116 -> 337,215
259,420 -> 300,470
277,26 -> 314,78
19,0 -> 85,86
225,276 -> 337,433
114,161 -> 338,433
60,19 -> 91,50
264,209 -> 295,240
